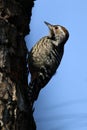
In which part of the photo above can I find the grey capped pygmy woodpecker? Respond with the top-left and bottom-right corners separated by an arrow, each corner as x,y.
28,21 -> 69,102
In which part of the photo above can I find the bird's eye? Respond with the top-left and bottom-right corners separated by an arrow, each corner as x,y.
55,26 -> 58,29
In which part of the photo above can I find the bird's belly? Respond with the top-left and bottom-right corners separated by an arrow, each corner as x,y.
30,50 -> 59,73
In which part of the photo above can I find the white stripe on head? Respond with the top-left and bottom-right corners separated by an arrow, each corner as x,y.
58,26 -> 66,36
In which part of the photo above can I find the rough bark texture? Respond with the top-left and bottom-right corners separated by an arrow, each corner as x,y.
0,0 -> 36,130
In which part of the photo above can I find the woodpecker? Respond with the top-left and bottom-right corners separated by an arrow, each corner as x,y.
28,21 -> 69,103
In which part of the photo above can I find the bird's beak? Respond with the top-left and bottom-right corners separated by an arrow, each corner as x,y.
44,21 -> 53,30
44,21 -> 54,37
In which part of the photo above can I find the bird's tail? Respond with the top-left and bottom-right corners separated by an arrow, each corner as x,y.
28,77 -> 42,106
28,68 -> 52,106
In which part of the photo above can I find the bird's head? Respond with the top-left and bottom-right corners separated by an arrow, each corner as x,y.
44,21 -> 69,45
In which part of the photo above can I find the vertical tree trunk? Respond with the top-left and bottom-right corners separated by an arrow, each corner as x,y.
0,0 -> 36,129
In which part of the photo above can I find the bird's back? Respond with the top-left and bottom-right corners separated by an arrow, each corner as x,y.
28,36 -> 63,77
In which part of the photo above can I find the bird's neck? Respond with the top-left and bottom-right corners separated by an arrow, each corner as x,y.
52,37 -> 64,47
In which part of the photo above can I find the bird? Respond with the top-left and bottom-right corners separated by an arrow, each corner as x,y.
28,21 -> 69,104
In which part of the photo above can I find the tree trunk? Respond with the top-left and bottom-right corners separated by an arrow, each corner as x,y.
0,0 -> 36,130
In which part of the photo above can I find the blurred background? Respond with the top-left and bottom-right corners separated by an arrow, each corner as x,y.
25,0 -> 87,130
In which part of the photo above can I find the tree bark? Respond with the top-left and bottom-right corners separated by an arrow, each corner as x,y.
0,0 -> 36,130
